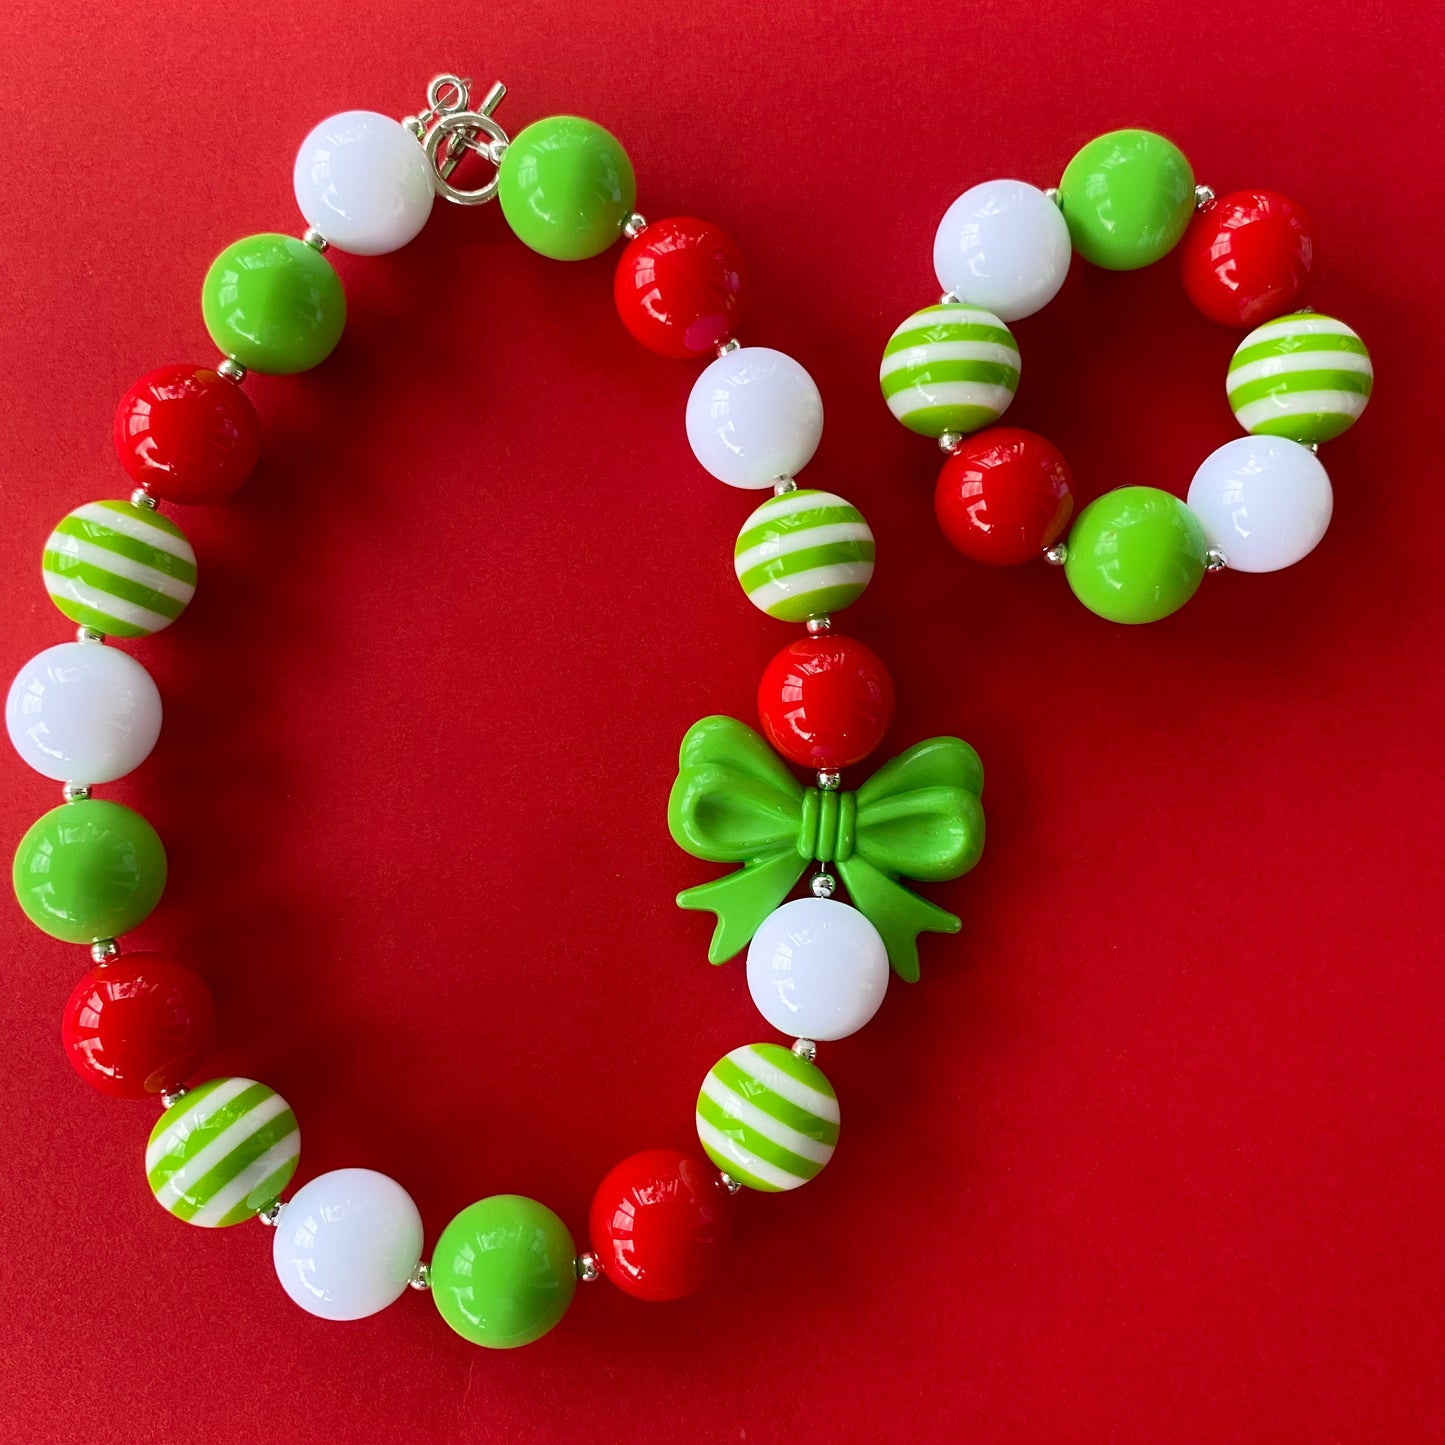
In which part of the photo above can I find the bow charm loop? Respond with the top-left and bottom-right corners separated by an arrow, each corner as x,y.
668,716 -> 985,981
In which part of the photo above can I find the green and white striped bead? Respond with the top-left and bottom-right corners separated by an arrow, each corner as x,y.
880,302 -> 1020,438
734,489 -> 875,622
1226,312 -> 1373,444
146,1077 -> 300,1228
695,1043 -> 839,1192
43,500 -> 197,638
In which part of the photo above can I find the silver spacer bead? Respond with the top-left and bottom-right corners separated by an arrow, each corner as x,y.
90,938 -> 119,964
1205,548 -> 1229,573
257,1200 -> 285,1226
408,1261 -> 431,1290
791,1038 -> 818,1063
939,291 -> 959,305
63,782 -> 91,803
716,337 -> 741,357
575,1252 -> 601,1283
937,430 -> 962,454
1043,541 -> 1068,566
719,1171 -> 743,1196
1044,186 -> 1060,205
1194,184 -> 1216,209
772,475 -> 798,496
1308,443 -> 1320,455
160,1085 -> 190,1109
805,614 -> 833,636
809,872 -> 836,899
217,357 -> 247,384
302,227 -> 330,251
130,488 -> 157,510
816,768 -> 841,792
621,211 -> 648,240
75,626 -> 104,644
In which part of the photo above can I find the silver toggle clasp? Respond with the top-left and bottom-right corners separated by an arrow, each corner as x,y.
405,73 -> 509,207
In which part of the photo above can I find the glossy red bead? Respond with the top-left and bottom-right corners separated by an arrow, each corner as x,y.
613,217 -> 744,359
60,952 -> 215,1099
113,364 -> 261,504
757,635 -> 895,770
935,426 -> 1074,566
1179,190 -> 1314,328
588,1147 -> 731,1301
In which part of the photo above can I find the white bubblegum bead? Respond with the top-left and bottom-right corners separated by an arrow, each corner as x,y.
685,346 -> 824,489
272,1168 -> 424,1321
6,642 -> 161,784
1185,436 -> 1333,573
746,897 -> 889,1041
933,180 -> 1072,322
293,111 -> 435,255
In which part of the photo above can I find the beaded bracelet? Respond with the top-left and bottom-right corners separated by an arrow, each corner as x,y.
877,128 -> 1374,623
5,75 -> 985,1343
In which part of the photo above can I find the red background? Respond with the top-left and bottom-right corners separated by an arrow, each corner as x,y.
1,2 -> 1441,1442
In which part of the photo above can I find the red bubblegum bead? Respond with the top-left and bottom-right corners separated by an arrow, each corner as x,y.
613,217 -> 744,359
757,635 -> 895,770
934,426 -> 1074,566
1179,190 -> 1314,328
588,1147 -> 731,1301
61,952 -> 216,1099
113,364 -> 261,504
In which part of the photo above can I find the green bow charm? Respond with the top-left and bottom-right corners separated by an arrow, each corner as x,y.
667,715 -> 985,982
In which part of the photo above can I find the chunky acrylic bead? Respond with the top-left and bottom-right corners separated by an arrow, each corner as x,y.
273,1169 -> 424,1320
13,799 -> 166,944
756,635 -> 894,769
1226,311 -> 1373,444
880,304 -> 1020,438
1180,190 -> 1314,327
614,217 -> 744,358
747,898 -> 889,1040
7,642 -> 161,784
1064,486 -> 1208,624
147,1077 -> 300,1227
113,365 -> 260,504
934,427 -> 1074,565
1058,129 -> 1195,270
497,115 -> 636,261
1186,436 -> 1332,573
696,1043 -> 839,1192
686,346 -> 823,488
201,233 -> 345,374
431,1195 -> 576,1348
61,952 -> 215,1099
588,1148 -> 730,1302
293,111 -> 435,255
43,500 -> 196,638
933,180 -> 1072,321
734,489 -> 874,621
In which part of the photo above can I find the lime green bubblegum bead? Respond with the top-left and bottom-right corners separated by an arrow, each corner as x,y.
201,233 -> 346,374
1057,129 -> 1195,270
13,798 -> 167,943
497,116 -> 636,261
1063,486 -> 1208,624
430,1194 -> 577,1348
